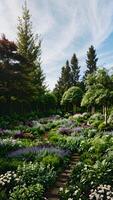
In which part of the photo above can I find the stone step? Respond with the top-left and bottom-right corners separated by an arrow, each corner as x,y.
45,153 -> 80,200
56,181 -> 66,187
71,156 -> 80,159
71,156 -> 80,160
71,154 -> 80,158
64,169 -> 71,173
68,163 -> 76,168
50,188 -> 59,196
58,177 -> 68,183
70,161 -> 78,165
60,172 -> 70,177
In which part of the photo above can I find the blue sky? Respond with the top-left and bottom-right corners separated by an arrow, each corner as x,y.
1,0 -> 113,89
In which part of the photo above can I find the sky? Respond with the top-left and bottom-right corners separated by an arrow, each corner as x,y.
1,0 -> 113,89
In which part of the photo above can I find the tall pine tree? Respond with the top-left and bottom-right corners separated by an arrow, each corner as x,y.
17,1 -> 45,96
54,60 -> 71,105
84,45 -> 98,79
70,53 -> 80,85
63,60 -> 72,90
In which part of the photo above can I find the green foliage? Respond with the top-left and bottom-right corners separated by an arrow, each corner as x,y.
17,161 -> 57,188
82,69 -> 113,124
16,1 -> 46,113
49,132 -> 78,151
88,113 -> 104,127
53,60 -> 72,105
61,86 -> 83,113
9,184 -> 43,200
41,155 -> 61,170
54,54 -> 81,107
70,113 -> 90,125
70,53 -> 80,85
84,45 -> 98,79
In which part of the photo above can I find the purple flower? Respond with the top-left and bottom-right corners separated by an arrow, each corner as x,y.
72,127 -> 83,133
24,121 -> 33,127
7,144 -> 70,158
58,127 -> 72,135
14,131 -> 24,139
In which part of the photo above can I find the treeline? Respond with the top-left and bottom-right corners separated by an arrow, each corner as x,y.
0,1 -> 113,121
53,45 -> 98,110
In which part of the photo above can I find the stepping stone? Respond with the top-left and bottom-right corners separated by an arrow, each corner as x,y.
56,181 -> 66,187
60,172 -> 70,177
64,169 -> 71,173
70,160 -> 77,165
58,177 -> 67,182
50,188 -> 59,195
45,153 -> 80,200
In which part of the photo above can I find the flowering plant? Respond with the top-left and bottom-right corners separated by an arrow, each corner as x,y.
9,183 -> 43,200
89,184 -> 113,200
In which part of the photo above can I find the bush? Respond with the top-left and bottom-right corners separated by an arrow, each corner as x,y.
49,133 -> 78,152
89,184 -> 113,200
69,113 -> 90,125
17,162 -> 57,188
88,113 -> 104,127
108,112 -> 113,125
9,184 -> 43,200
41,155 -> 61,170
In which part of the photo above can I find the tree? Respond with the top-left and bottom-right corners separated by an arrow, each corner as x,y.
0,35 -> 35,114
81,69 -> 113,124
84,45 -> 98,79
53,60 -> 71,105
70,53 -> 80,85
61,86 -> 83,114
17,1 -> 45,97
64,60 -> 72,90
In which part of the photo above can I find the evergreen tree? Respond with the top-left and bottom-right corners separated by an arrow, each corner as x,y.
84,45 -> 98,79
17,1 -> 45,95
54,60 -> 71,104
64,60 -> 72,90
0,35 -> 35,114
70,53 -> 80,85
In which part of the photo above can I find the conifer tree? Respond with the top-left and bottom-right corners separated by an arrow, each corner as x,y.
0,35 -> 35,114
70,53 -> 80,85
84,45 -> 98,79
54,60 -> 72,104
63,60 -> 72,90
17,1 -> 45,95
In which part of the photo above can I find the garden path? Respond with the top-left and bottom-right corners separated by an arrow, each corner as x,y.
45,153 -> 80,200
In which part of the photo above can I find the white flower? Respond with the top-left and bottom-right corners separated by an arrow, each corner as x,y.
59,187 -> 63,192
65,189 -> 69,193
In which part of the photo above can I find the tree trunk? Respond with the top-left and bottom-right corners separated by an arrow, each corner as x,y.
73,104 -> 76,114
104,105 -> 107,125
103,105 -> 105,115
91,106 -> 95,114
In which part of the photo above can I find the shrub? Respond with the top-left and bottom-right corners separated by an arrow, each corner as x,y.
88,113 -> 104,127
89,184 -> 113,200
41,155 -> 61,170
17,162 -> 57,188
9,184 -> 43,200
108,112 -> 113,124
